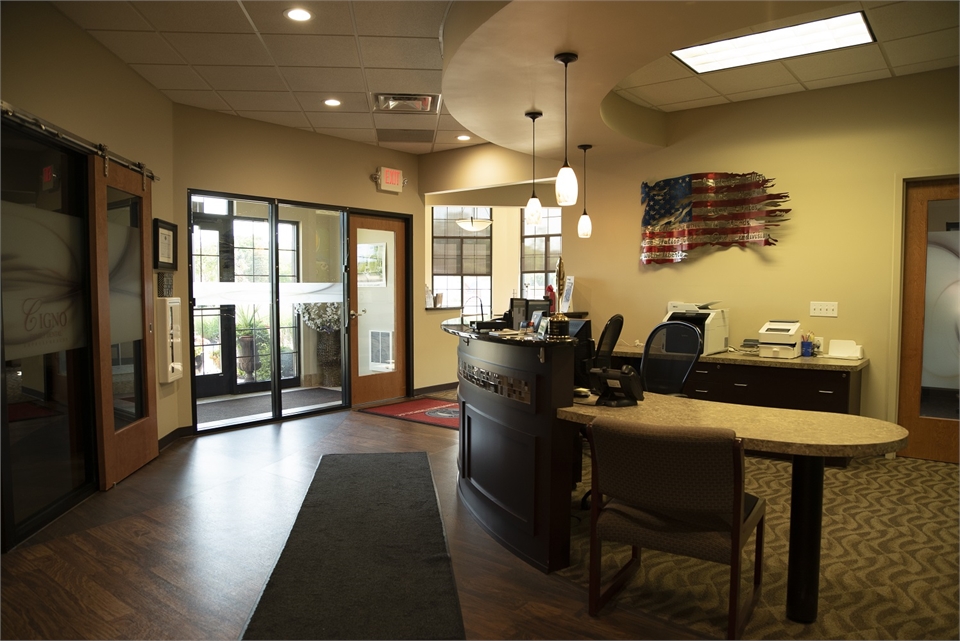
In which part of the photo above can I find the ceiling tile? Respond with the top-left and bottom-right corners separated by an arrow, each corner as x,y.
306,112 -> 375,128
280,67 -> 366,92
352,2 -> 447,37
893,57 -> 960,76
314,128 -> 378,143
364,69 -> 441,94
88,31 -> 184,64
435,130 -> 484,144
617,56 -> 692,89
219,91 -> 301,111
129,64 -> 209,90
261,34 -> 360,67
132,1 -> 254,32
803,69 -> 891,90
162,90 -> 232,110
433,142 -> 485,152
194,66 -> 287,91
658,96 -> 729,112
378,141 -> 434,154
53,1 -> 152,30
243,2 -> 354,35
865,1 -> 959,41
236,111 -> 312,128
373,113 -> 438,130
699,62 -> 797,94
359,37 -> 442,69
725,83 -> 805,102
883,28 -> 960,67
163,33 -> 272,66
295,92 -> 369,112
614,89 -> 656,110
624,77 -> 720,107
783,44 -> 889,81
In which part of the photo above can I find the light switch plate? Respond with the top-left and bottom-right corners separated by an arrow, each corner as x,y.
810,301 -> 838,317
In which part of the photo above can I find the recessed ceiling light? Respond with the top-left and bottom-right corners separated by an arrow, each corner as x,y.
672,12 -> 874,74
284,8 -> 312,22
457,135 -> 471,141
324,99 -> 341,107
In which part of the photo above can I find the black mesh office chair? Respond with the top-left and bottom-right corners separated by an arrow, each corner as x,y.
640,321 -> 703,395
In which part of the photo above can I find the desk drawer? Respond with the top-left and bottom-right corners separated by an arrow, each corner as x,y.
684,364 -> 723,401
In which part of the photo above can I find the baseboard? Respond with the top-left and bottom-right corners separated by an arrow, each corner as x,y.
413,382 -> 458,397
159,425 -> 194,451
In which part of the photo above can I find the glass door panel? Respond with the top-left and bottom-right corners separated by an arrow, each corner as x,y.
1,125 -> 97,547
278,205 -> 345,417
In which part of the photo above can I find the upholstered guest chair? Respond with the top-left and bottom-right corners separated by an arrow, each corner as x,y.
586,417 -> 766,640
640,321 -> 703,395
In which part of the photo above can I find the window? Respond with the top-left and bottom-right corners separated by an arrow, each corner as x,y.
521,207 -> 562,299
431,207 -> 492,317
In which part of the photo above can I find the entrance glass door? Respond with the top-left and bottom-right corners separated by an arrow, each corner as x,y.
190,194 -> 345,429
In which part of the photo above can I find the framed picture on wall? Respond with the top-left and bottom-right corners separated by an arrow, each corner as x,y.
153,219 -> 177,271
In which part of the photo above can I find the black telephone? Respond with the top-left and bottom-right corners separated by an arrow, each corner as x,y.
589,364 -> 645,407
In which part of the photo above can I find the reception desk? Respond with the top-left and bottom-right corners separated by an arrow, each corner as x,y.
443,323 -> 908,623
442,322 -> 579,572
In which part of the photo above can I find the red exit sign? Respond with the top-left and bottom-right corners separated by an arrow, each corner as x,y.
377,167 -> 403,193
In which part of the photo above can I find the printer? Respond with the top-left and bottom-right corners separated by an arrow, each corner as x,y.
758,320 -> 802,359
662,301 -> 729,356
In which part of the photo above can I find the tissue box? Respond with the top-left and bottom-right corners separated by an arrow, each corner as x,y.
827,339 -> 864,359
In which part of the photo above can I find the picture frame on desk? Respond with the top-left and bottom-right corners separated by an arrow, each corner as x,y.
153,219 -> 177,271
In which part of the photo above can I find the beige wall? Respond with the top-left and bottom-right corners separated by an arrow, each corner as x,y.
420,68 -> 959,421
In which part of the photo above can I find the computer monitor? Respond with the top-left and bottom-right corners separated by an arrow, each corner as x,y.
568,319 -> 594,388
526,298 -> 551,321
509,298 -> 528,330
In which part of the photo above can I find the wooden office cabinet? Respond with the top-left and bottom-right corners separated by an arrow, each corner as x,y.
683,362 -> 862,415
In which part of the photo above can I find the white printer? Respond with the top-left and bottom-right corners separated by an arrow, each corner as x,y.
662,301 -> 729,356
758,320 -> 802,359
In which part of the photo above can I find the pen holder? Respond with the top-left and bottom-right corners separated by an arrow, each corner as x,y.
801,341 -> 813,357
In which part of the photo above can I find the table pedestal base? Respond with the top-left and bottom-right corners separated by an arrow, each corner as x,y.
786,455 -> 825,623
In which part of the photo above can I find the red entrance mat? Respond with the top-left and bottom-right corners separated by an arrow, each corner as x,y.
360,398 -> 459,430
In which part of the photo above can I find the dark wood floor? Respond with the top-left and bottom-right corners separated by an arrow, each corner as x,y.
1,409 -> 699,640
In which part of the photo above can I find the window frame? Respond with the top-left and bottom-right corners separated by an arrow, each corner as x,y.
520,207 -> 562,300
430,206 -> 493,318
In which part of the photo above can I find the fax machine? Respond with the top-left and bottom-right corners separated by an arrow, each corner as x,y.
662,301 -> 729,356
758,320 -> 802,359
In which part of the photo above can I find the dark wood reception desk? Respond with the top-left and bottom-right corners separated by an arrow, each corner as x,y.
442,322 -> 578,572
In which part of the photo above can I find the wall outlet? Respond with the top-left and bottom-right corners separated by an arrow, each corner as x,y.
814,336 -> 824,352
810,301 -> 838,317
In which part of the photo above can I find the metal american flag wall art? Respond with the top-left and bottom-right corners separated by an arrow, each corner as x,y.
640,172 -> 790,265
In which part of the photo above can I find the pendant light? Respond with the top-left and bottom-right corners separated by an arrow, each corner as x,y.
525,110 -> 543,225
577,144 -> 592,238
455,216 -> 492,232
554,52 -> 579,207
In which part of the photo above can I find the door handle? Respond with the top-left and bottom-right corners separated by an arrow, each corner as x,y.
349,308 -> 367,320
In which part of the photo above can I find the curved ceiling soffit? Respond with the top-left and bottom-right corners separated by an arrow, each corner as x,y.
440,1 -> 843,159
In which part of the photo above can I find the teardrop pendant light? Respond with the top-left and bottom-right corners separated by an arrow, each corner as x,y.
554,52 -> 579,207
525,110 -> 543,225
577,144 -> 592,238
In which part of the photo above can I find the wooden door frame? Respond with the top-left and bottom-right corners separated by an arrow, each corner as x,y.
346,209 -> 413,406
89,156 -> 158,489
896,175 -> 958,462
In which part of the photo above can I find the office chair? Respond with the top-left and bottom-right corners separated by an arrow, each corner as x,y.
593,314 -> 624,370
640,321 -> 703,395
586,417 -> 766,639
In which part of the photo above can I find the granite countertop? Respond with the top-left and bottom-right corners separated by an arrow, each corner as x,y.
612,346 -> 868,372
441,321 -> 574,345
558,393 -> 907,458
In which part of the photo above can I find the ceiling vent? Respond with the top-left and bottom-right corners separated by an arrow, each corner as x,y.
376,129 -> 435,143
374,93 -> 440,114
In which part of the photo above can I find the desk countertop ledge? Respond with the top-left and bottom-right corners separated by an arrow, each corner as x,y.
559,393 -> 907,458
611,347 -> 869,372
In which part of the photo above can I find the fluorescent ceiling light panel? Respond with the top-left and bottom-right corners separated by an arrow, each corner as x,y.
672,12 -> 874,74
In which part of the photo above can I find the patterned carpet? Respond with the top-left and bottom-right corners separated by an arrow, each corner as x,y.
558,451 -> 959,640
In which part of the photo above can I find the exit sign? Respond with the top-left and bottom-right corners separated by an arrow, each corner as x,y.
377,167 -> 403,193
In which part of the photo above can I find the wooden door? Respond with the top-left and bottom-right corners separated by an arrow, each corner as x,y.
348,214 -> 407,405
897,177 -> 959,463
89,156 -> 158,488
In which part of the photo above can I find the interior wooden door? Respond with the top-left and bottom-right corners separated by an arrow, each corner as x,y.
89,156 -> 158,488
897,177 -> 959,463
348,214 -> 407,405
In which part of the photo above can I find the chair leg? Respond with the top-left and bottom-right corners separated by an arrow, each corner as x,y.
727,552 -> 742,640
591,545 -> 640,616
588,525 -> 602,615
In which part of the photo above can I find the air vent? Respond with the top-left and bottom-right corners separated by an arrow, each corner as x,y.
374,93 -> 440,113
376,129 -> 435,143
